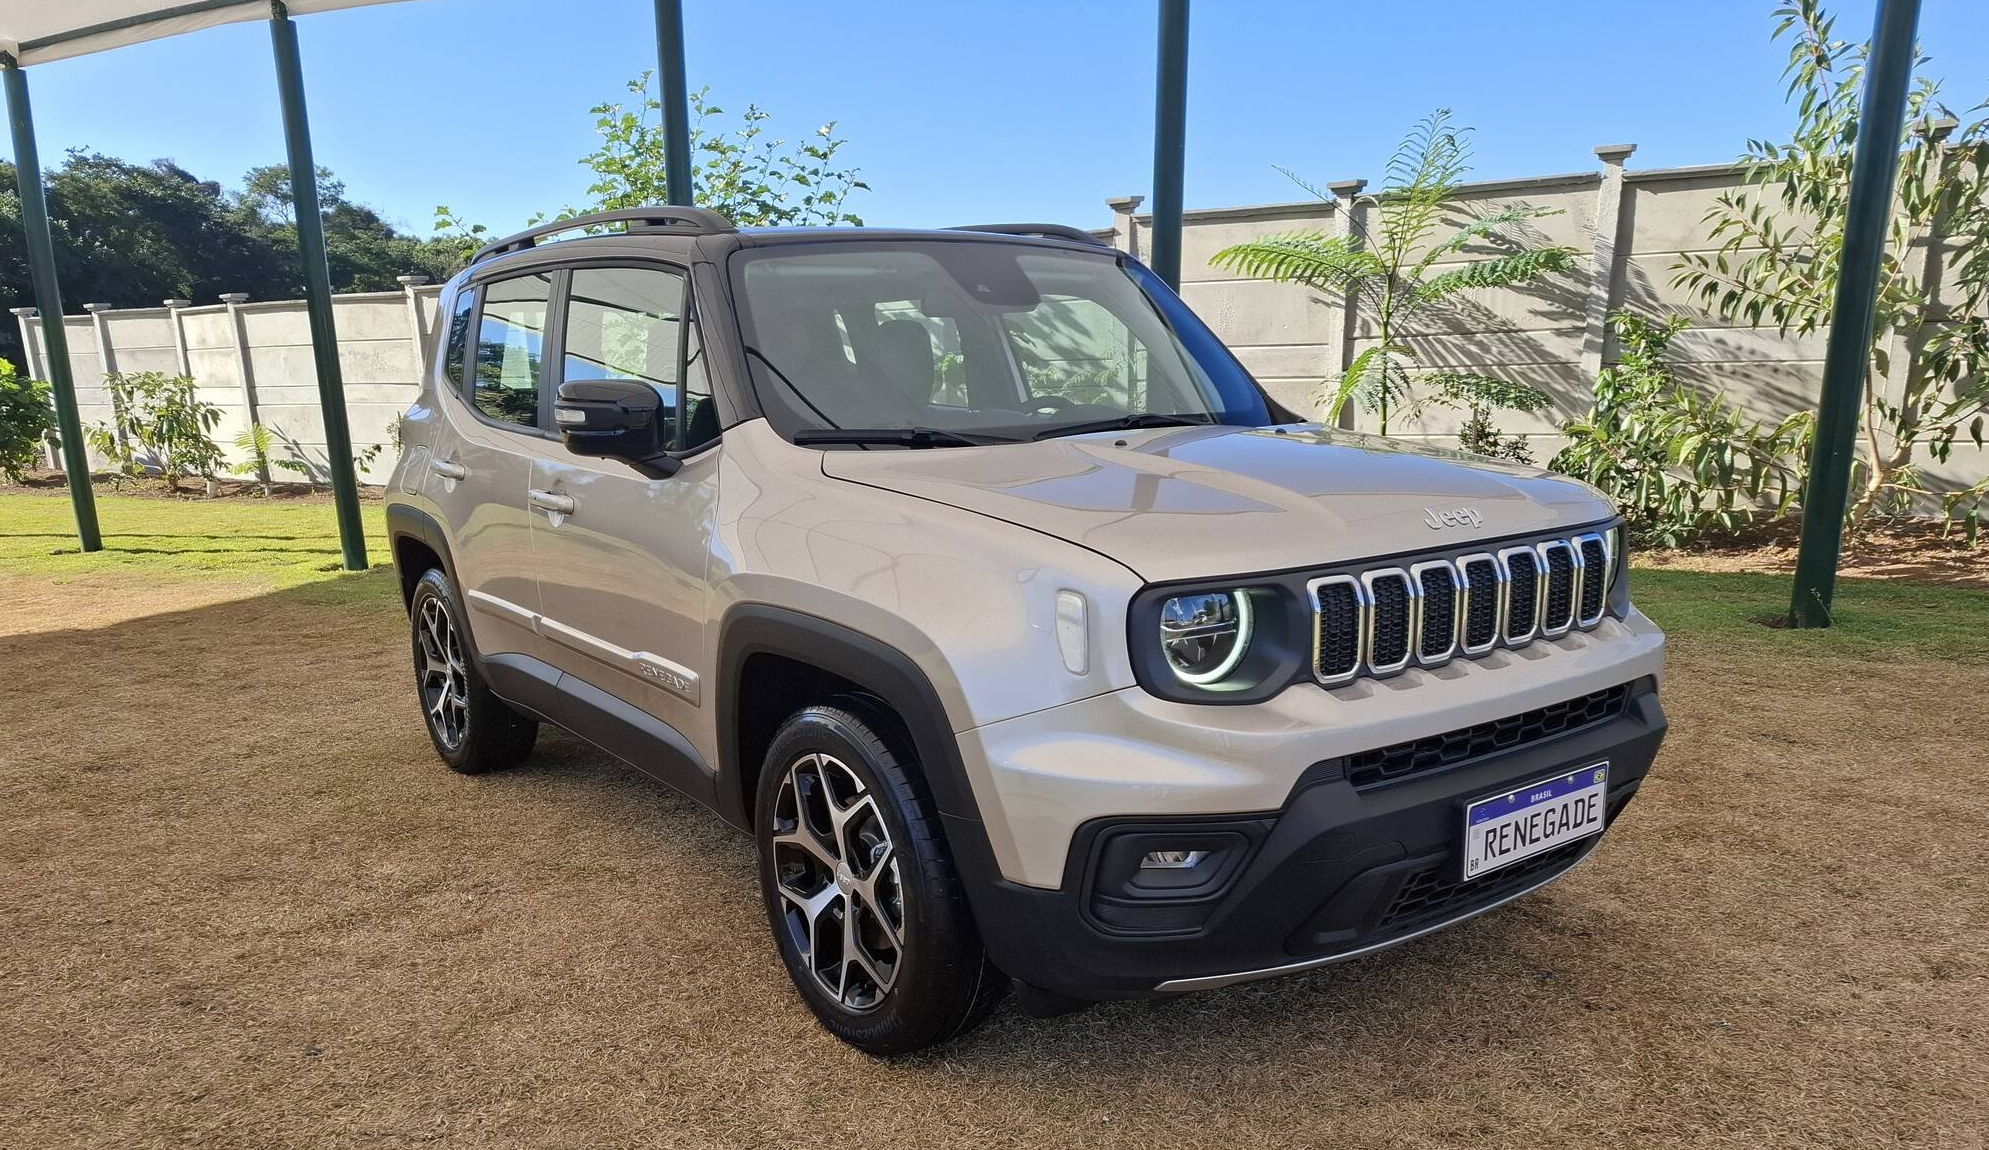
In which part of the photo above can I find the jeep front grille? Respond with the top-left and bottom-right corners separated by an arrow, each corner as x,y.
1308,531 -> 1614,687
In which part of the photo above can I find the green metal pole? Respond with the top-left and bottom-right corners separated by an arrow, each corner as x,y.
654,0 -> 694,206
1149,0 -> 1190,290
268,2 -> 366,571
3,55 -> 101,552
1787,0 -> 1921,628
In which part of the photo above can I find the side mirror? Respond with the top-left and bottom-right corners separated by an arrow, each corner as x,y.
553,379 -> 682,478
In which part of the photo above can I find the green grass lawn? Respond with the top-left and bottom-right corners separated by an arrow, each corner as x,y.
3,489 -> 1984,661
0,488 -> 390,591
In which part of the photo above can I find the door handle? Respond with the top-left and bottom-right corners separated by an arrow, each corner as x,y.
431,458 -> 468,481
528,488 -> 576,516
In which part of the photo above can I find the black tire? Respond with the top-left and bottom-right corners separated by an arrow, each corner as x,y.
408,568 -> 538,774
754,699 -> 1006,1055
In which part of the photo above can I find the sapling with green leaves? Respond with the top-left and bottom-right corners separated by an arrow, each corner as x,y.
1672,0 -> 1989,540
86,372 -> 225,494
1211,110 -> 1574,442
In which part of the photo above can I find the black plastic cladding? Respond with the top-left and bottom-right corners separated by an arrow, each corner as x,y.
1345,681 -> 1634,789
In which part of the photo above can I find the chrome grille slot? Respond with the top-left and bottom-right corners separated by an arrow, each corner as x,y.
1458,553 -> 1501,654
1304,528 -> 1615,689
1363,569 -> 1414,675
1310,575 -> 1365,685
1412,560 -> 1458,663
1575,533 -> 1608,626
1500,547 -> 1540,642
1538,539 -> 1576,636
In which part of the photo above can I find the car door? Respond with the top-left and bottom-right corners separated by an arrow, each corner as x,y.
426,271 -> 555,663
527,262 -> 723,796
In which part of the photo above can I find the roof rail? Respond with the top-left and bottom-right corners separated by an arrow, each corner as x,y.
471,206 -> 738,265
948,223 -> 1113,248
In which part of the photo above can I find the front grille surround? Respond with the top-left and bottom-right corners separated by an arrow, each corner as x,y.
1309,528 -> 1617,688
1537,538 -> 1577,637
1410,559 -> 1460,664
1360,567 -> 1416,675
1456,552 -> 1504,655
1497,545 -> 1541,644
1309,574 -> 1368,686
1574,532 -> 1609,627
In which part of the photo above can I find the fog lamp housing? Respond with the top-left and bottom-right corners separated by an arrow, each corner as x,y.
1082,822 -> 1268,935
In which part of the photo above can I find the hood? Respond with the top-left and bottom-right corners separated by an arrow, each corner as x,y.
821,424 -> 1614,584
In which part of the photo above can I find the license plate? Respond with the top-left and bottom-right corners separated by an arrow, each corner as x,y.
1462,764 -> 1609,881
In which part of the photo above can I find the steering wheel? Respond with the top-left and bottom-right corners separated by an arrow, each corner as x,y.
1023,394 -> 1078,417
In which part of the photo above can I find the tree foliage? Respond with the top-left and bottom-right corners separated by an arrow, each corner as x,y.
0,358 -> 54,483
1553,314 -> 1815,547
1672,0 -> 1989,536
1,153 -> 458,366
1210,110 -> 1575,440
435,76 -> 869,256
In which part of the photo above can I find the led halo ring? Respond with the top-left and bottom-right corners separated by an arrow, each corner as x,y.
1160,589 -> 1255,685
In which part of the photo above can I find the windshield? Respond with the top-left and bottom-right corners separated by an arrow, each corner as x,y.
729,240 -> 1275,444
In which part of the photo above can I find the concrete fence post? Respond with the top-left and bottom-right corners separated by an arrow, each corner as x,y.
1106,195 -> 1145,261
1326,179 -> 1368,429
397,274 -> 431,380
84,302 -> 129,455
12,305 -> 59,468
1578,144 -> 1637,381
163,298 -> 193,378
219,292 -> 269,486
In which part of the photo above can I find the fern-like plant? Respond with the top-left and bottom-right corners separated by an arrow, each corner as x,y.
1211,110 -> 1576,438
232,422 -> 275,495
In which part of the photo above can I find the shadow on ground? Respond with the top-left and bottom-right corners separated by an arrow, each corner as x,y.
1,574 -> 1984,1149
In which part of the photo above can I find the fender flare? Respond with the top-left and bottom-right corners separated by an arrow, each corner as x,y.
384,503 -> 457,605
714,603 -> 1007,897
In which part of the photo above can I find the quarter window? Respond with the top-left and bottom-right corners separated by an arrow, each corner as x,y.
472,273 -> 553,428
441,287 -> 474,391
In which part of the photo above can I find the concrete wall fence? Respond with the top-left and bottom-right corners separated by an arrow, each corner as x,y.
10,140 -> 1983,494
1098,141 -> 1985,496
12,278 -> 440,486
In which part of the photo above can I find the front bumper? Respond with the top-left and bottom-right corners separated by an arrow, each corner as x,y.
966,678 -> 1666,1001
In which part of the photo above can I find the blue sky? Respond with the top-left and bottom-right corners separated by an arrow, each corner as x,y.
11,0 -> 1989,238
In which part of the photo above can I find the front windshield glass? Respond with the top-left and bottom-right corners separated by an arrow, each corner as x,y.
729,240 -> 1275,443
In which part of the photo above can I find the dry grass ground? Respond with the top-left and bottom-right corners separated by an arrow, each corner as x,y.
2,491 -> 1986,1149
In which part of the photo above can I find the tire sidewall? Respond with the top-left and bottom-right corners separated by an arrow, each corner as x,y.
409,568 -> 480,770
754,704 -> 990,1054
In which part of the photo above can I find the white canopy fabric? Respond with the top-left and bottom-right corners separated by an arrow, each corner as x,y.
2,0 -> 411,67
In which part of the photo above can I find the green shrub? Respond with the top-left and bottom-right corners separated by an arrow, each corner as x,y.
0,359 -> 55,484
1552,313 -> 1813,547
86,372 -> 225,494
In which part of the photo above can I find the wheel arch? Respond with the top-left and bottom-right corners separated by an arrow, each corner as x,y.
385,502 -> 455,611
716,604 -> 1006,902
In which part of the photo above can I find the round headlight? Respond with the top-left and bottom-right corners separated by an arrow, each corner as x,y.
1159,590 -> 1254,684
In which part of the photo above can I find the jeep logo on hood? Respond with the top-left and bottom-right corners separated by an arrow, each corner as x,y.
1423,506 -> 1485,531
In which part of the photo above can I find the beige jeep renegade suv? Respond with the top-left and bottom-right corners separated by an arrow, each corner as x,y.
385,206 -> 1668,1055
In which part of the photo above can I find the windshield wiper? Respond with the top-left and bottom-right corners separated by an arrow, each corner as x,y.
1031,412 -> 1216,441
793,426 -> 1006,449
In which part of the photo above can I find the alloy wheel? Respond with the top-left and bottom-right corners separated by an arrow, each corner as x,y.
770,751 -> 907,1012
416,597 -> 470,750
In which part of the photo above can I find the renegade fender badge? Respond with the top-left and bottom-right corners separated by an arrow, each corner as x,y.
1423,506 -> 1485,530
